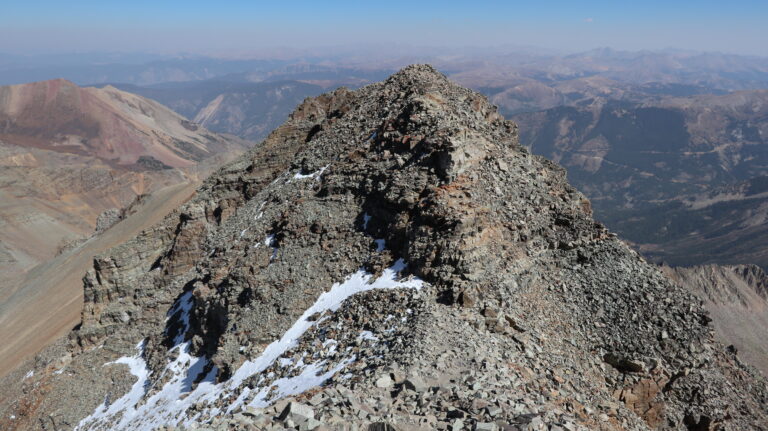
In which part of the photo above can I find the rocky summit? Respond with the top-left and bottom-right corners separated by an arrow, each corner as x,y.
1,65 -> 767,430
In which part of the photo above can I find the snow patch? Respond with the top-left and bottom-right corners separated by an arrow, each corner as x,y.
76,260 -> 422,430
254,201 -> 266,220
291,165 -> 329,181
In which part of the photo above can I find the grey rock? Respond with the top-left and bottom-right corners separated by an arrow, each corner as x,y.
279,402 -> 315,423
403,377 -> 428,393
95,208 -> 122,233
486,405 -> 503,418
299,417 -> 323,431
375,375 -> 393,388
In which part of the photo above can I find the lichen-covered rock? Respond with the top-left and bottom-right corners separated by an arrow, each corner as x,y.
1,65 -> 765,431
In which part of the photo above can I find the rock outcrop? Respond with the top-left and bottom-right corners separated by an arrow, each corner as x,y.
1,65 -> 766,430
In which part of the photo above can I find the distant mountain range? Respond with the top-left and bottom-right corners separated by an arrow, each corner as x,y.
0,56 -> 290,86
513,89 -> 768,267
111,80 -> 325,141
3,48 -> 767,96
4,49 -> 768,271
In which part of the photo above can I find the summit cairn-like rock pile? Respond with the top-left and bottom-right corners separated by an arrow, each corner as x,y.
1,65 -> 766,430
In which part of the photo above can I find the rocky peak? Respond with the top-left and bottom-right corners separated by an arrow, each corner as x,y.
1,65 -> 766,431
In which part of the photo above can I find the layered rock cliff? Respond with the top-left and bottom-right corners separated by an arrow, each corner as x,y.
1,66 -> 766,431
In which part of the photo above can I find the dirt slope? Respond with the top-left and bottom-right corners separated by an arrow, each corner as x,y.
0,181 -> 199,378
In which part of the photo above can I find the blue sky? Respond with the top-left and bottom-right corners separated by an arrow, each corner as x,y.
1,0 -> 766,55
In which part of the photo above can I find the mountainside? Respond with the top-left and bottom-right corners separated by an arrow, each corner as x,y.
662,264 -> 768,376
449,49 -> 768,116
513,90 -> 768,267
1,66 -> 765,431
0,79 -> 246,294
0,79 -> 239,168
0,181 -> 200,383
466,76 -> 725,118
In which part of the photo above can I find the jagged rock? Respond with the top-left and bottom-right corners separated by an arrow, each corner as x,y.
298,417 -> 323,431
603,354 -> 646,373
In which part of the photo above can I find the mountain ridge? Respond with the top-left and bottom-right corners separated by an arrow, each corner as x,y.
0,78 -> 241,168
0,78 -> 247,286
512,89 -> 768,268
0,65 -> 765,430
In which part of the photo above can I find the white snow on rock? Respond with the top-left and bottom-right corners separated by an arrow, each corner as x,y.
265,234 -> 278,261
291,165 -> 329,181
358,331 -> 379,342
166,291 -> 193,345
76,259 -> 422,430
254,201 -> 266,220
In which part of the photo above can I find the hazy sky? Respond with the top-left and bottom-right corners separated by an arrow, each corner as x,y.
1,0 -> 766,56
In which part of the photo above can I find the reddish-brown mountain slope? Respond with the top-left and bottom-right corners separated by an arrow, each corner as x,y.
0,79 -> 247,301
0,79 -> 236,168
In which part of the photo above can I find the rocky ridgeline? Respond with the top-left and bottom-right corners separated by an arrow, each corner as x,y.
1,65 -> 766,430
665,264 -> 768,306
